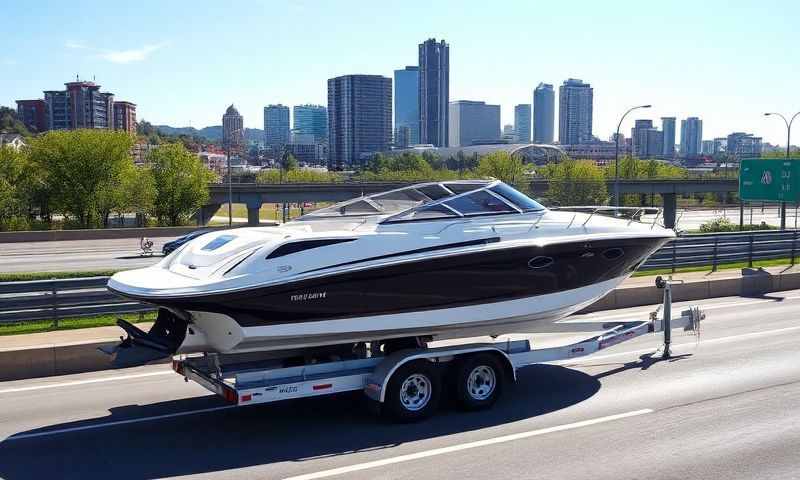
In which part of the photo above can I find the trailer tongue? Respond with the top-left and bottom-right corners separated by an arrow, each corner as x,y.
170,277 -> 703,422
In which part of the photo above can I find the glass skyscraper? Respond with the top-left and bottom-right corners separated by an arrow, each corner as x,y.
533,83 -> 554,144
293,104 -> 328,143
394,66 -> 419,147
558,79 -> 593,145
327,74 -> 392,170
418,38 -> 449,147
264,104 -> 290,151
514,104 -> 531,143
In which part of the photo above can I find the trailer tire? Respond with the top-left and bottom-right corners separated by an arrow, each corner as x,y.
455,353 -> 504,411
383,360 -> 441,422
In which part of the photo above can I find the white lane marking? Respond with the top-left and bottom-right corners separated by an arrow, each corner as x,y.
0,370 -> 173,395
282,409 -> 652,480
558,325 -> 800,365
2,404 -> 236,442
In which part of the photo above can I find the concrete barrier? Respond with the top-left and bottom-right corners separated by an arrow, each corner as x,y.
4,268 -> 800,382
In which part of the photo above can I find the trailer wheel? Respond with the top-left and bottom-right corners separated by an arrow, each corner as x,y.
455,353 -> 504,411
384,360 -> 441,422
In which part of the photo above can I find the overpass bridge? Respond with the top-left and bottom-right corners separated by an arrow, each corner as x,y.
202,179 -> 739,228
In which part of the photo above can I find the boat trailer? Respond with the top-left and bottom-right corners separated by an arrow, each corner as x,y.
173,276 -> 703,422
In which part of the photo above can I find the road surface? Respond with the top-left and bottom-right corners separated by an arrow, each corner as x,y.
0,290 -> 798,479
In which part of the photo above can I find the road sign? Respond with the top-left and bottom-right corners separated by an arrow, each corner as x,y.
739,158 -> 800,202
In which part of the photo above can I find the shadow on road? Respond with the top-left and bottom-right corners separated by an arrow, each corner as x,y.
0,364 -> 599,479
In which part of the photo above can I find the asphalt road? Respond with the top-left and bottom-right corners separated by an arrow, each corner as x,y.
0,290 -> 799,479
0,237 -> 168,273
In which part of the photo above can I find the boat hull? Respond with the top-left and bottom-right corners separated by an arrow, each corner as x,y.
141,235 -> 669,353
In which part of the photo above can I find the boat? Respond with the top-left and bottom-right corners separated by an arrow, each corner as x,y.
105,180 -> 674,365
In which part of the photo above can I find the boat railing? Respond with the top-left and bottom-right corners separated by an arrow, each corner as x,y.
551,206 -> 664,229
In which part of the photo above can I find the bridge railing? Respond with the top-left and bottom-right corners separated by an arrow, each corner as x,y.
1,229 -> 799,325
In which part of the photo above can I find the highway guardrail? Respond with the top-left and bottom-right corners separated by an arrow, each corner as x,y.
1,229 -> 799,325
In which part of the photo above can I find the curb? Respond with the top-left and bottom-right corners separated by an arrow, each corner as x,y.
2,268 -> 799,382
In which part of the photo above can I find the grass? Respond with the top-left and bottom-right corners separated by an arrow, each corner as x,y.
0,311 -> 156,336
0,270 -> 121,282
210,203 -> 329,224
634,256 -> 796,277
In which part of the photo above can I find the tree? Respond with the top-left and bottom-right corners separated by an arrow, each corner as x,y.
541,158 -> 607,206
0,106 -> 32,136
477,151 -> 526,185
0,146 -> 28,228
116,166 -> 156,226
148,143 -> 215,226
281,152 -> 299,171
27,129 -> 134,228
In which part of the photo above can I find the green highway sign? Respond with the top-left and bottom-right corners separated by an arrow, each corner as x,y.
739,158 -> 800,202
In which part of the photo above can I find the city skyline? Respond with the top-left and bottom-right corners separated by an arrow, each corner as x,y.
2,1 -> 798,145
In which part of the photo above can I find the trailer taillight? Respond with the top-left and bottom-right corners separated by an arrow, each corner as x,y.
223,387 -> 238,404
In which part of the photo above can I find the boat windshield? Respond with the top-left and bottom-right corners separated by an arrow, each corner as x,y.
298,180 -> 544,221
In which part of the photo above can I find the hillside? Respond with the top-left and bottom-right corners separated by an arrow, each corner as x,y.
155,125 -> 264,143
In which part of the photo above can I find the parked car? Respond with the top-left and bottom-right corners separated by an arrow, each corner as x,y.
162,229 -> 213,256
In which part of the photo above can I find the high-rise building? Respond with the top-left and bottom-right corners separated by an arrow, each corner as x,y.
726,132 -> 763,158
533,83 -> 555,144
28,78 -> 133,132
661,117 -> 676,157
514,104 -> 531,143
112,101 -> 137,134
679,117 -> 703,158
263,104 -> 290,152
631,119 -> 653,158
418,38 -> 449,147
448,100 -> 501,147
558,79 -> 593,145
327,74 -> 392,170
292,105 -> 327,144
701,140 -> 715,155
15,99 -> 48,132
222,104 -> 244,148
394,66 -> 419,147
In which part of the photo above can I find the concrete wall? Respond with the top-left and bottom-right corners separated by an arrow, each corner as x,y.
0,226 -> 233,244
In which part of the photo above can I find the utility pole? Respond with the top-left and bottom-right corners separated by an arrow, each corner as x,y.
615,104 -> 651,208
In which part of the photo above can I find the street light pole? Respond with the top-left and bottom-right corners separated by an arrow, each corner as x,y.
615,104 -> 652,208
764,112 -> 800,230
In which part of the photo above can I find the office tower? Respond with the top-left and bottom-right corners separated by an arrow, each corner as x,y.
327,74 -> 392,170
679,117 -> 703,157
631,119 -> 653,158
726,132 -> 763,157
661,117 -> 676,157
533,83 -> 555,144
42,80 -> 113,130
263,104 -> 290,152
222,104 -> 244,148
15,99 -> 48,132
448,100 -> 501,147
701,140 -> 715,155
558,79 -> 593,145
112,101 -> 137,134
418,38 -> 449,146
394,66 -> 419,147
514,104 -> 531,143
292,104 -> 327,144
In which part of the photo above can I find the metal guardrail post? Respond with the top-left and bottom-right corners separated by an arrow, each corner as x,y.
748,234 -> 754,268
792,231 -> 798,266
51,279 -> 59,328
712,236 -> 719,272
671,240 -> 677,273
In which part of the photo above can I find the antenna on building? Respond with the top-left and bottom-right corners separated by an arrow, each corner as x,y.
76,74 -> 80,81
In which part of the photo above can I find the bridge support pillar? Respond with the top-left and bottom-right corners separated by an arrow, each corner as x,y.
195,203 -> 221,226
661,193 -> 677,229
247,205 -> 261,226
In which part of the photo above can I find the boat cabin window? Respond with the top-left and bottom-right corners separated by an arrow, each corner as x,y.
338,199 -> 381,215
442,182 -> 484,194
489,183 -> 545,212
417,184 -> 454,200
443,190 -> 516,216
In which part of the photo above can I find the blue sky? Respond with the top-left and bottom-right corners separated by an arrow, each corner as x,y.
2,0 -> 798,145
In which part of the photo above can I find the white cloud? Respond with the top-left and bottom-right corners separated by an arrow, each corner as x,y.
64,41 -> 165,64
99,44 -> 165,64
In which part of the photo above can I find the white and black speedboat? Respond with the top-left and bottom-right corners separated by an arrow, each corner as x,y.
106,180 -> 673,365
